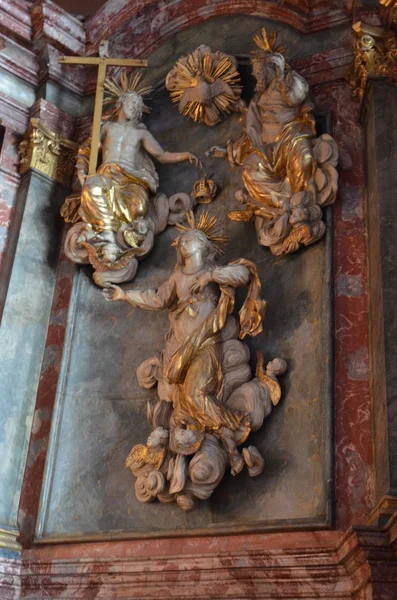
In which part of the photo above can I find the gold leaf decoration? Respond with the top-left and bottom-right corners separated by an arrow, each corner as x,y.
166,45 -> 242,126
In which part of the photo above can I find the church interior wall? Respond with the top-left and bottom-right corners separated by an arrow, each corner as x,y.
0,0 -> 396,598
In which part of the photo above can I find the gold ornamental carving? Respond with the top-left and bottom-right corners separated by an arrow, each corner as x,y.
347,21 -> 397,102
192,176 -> 217,204
165,45 -> 242,126
19,119 -> 78,186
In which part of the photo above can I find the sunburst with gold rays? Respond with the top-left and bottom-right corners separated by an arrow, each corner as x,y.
251,27 -> 286,59
103,71 -> 152,121
172,211 -> 228,253
165,46 -> 242,127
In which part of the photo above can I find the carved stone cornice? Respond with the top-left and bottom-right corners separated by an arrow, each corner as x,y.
347,21 -> 397,102
337,517 -> 397,598
0,91 -> 29,135
30,99 -> 76,141
0,2 -> 89,98
19,118 -> 78,187
0,555 -> 21,599
0,0 -> 32,44
37,42 -> 88,96
0,33 -> 38,88
31,0 -> 86,56
17,517 -> 397,599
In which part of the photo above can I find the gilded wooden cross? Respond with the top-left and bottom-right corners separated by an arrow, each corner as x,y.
58,56 -> 148,175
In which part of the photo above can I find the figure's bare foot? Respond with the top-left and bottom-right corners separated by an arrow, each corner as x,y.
230,450 -> 244,476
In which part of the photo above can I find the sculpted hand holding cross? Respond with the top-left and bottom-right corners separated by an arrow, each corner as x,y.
62,73 -> 199,287
104,212 -> 286,511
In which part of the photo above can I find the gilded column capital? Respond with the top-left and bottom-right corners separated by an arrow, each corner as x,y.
19,119 -> 78,186
0,528 -> 21,552
347,21 -> 397,102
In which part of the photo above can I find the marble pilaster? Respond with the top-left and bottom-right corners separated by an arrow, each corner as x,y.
0,0 -> 84,554
0,168 -> 69,536
362,78 -> 397,523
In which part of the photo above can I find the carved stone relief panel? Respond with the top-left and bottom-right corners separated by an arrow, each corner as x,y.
37,17 -> 334,540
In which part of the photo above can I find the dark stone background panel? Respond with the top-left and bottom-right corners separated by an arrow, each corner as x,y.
37,18 -> 333,539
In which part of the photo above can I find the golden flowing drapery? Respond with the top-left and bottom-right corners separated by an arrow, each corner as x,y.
79,163 -> 151,232
227,100 -> 316,208
166,259 -> 266,434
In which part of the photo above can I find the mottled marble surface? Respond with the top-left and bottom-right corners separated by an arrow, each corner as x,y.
20,516 -> 397,599
87,0 -> 350,56
0,172 -> 66,531
0,548 -> 21,600
312,80 -> 374,528
127,15 -> 352,91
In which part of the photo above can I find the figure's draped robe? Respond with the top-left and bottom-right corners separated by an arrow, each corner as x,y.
71,124 -> 160,232
126,261 -> 266,438
227,69 -> 316,211
79,163 -> 151,232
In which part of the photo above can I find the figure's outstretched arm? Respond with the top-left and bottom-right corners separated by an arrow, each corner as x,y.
142,130 -> 199,166
211,264 -> 250,287
190,265 -> 250,294
103,275 -> 176,311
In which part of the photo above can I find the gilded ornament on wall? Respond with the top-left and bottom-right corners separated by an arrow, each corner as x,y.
205,28 -> 339,256
165,45 -> 242,126
19,119 -> 78,186
192,174 -> 217,204
60,72 -> 201,287
104,212 -> 286,510
346,21 -> 397,102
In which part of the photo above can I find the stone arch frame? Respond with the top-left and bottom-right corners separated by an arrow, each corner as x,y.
86,0 -> 350,58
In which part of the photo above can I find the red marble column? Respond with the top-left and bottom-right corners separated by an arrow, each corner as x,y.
312,80 -> 375,529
